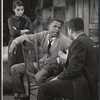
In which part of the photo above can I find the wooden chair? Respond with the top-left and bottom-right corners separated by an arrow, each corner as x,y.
22,38 -> 42,100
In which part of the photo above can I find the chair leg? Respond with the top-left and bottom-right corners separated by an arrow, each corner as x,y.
23,75 -> 30,96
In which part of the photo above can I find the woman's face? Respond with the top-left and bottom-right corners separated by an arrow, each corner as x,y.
13,6 -> 24,17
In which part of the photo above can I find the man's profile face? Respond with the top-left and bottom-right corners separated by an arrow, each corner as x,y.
48,21 -> 62,38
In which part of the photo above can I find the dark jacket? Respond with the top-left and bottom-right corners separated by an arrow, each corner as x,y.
58,34 -> 98,100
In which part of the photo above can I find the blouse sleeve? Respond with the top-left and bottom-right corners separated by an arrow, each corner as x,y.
26,17 -> 34,34
8,18 -> 21,37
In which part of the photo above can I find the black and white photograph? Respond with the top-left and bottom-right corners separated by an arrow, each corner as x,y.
2,0 -> 99,100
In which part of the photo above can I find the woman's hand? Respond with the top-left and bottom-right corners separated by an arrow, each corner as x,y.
13,26 -> 29,35
21,29 -> 29,35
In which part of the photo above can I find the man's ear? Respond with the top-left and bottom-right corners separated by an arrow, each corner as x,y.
71,29 -> 74,34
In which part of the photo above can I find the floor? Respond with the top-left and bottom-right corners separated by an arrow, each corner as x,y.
3,94 -> 37,100
3,94 -> 14,100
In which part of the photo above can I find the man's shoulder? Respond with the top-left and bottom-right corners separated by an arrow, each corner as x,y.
76,34 -> 95,45
38,30 -> 48,35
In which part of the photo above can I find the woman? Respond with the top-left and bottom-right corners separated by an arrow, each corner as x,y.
8,0 -> 34,75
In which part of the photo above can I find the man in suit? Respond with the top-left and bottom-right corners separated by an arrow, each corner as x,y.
37,17 -> 98,100
9,18 -> 71,100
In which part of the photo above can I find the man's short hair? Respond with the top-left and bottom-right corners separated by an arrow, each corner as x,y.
49,18 -> 64,26
68,17 -> 84,31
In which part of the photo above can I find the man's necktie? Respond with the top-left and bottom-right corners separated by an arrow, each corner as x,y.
48,39 -> 52,54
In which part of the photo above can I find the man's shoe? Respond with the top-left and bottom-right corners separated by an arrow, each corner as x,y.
14,93 -> 20,100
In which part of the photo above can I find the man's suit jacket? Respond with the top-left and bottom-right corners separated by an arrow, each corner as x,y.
58,34 -> 98,100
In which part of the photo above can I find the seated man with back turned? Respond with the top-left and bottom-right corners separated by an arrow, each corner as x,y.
9,18 -> 71,100
37,17 -> 98,100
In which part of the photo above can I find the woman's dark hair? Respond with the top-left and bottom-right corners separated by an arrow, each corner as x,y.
68,17 -> 84,31
12,0 -> 24,9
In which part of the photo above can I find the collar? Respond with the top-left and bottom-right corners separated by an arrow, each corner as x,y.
11,14 -> 26,20
47,34 -> 56,41
74,32 -> 85,40
47,32 -> 61,40
47,34 -> 56,45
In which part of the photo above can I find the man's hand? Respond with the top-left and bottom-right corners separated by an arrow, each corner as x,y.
39,54 -> 48,63
57,49 -> 69,64
44,57 -> 57,65
9,40 -> 17,56
58,50 -> 68,59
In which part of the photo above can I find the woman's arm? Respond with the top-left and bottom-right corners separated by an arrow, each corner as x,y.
8,18 -> 21,37
8,17 -> 32,36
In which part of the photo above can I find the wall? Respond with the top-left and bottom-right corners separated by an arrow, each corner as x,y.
75,0 -> 99,43
33,0 -> 75,37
